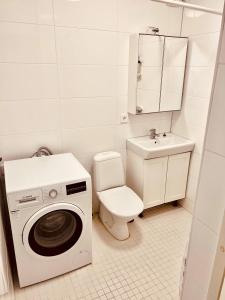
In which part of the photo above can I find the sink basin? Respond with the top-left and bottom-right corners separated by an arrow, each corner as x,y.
127,133 -> 195,159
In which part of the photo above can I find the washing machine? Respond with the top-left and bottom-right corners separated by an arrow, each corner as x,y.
4,153 -> 92,288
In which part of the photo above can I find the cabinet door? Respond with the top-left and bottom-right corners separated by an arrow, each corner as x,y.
160,37 -> 188,111
143,157 -> 168,208
136,35 -> 164,113
165,152 -> 190,203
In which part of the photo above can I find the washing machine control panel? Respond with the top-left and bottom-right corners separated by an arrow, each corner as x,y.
8,180 -> 88,211
43,181 -> 87,202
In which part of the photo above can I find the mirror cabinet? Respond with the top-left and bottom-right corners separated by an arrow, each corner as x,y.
128,33 -> 188,114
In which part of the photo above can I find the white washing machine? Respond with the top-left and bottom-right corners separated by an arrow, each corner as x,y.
4,153 -> 92,288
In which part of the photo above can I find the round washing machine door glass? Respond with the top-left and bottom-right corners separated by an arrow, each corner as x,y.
23,203 -> 85,257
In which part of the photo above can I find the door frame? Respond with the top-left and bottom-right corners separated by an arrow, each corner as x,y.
207,212 -> 225,300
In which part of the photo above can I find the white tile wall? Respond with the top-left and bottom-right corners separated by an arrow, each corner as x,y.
55,28 -> 117,65
186,33 -> 220,67
0,64 -> 58,100
172,0 -> 224,212
0,100 -> 60,135
0,23 -> 56,64
62,126 -> 118,158
184,66 -> 215,99
53,0 -> 117,30
182,10 -> 225,299
0,131 -> 62,161
0,0 -> 54,24
61,98 -> 117,129
172,95 -> 209,154
59,65 -> 117,98
0,0 -> 184,213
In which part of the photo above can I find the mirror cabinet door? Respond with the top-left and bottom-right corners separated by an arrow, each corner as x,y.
160,37 -> 188,111
137,35 -> 164,113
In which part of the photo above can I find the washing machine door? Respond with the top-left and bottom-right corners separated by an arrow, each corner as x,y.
23,203 -> 85,257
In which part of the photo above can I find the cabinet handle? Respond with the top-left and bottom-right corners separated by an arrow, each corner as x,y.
137,58 -> 142,80
19,197 -> 37,203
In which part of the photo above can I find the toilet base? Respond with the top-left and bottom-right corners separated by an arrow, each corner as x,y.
99,204 -> 131,241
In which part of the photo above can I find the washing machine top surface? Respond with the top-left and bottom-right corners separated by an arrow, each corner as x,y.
4,153 -> 90,194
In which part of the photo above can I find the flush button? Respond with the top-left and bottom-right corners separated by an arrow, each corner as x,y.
49,189 -> 58,199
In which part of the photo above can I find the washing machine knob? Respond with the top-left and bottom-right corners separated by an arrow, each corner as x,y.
49,189 -> 58,199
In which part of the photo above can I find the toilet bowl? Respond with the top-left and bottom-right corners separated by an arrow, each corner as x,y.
93,152 -> 144,240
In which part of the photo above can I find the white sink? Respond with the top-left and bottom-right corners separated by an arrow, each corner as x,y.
127,133 -> 195,159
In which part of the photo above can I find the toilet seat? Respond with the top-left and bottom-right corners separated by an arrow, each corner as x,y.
98,186 -> 144,218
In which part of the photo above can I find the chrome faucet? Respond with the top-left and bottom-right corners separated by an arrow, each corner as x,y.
149,128 -> 160,139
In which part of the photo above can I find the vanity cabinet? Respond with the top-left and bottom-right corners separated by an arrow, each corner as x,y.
127,151 -> 190,209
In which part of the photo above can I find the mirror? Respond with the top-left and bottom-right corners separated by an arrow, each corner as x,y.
128,33 -> 188,114
137,35 -> 164,113
160,37 -> 188,111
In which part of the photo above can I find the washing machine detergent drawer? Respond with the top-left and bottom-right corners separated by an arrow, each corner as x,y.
8,189 -> 43,212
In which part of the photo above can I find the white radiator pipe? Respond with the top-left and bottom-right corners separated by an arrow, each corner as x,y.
150,0 -> 223,16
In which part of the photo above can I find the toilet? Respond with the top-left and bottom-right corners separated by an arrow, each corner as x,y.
93,151 -> 144,240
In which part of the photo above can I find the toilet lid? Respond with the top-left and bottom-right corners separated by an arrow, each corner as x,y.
98,186 -> 144,218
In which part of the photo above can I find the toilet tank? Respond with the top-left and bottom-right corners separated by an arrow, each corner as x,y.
93,152 -> 125,192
